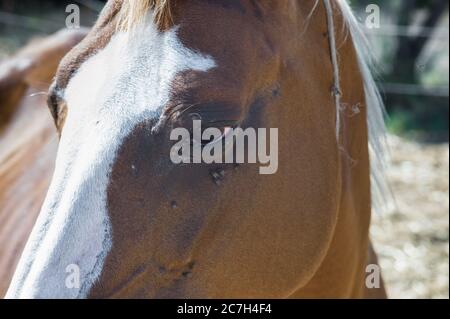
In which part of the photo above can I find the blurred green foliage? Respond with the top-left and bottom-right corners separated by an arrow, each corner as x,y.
352,0 -> 449,141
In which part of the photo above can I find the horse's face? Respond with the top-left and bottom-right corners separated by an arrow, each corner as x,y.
8,0 -> 342,298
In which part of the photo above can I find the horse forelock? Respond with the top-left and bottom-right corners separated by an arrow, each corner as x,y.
116,0 -> 173,31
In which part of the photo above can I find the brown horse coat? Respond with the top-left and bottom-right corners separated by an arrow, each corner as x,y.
4,1 -> 387,298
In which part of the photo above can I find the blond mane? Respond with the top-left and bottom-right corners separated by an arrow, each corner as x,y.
117,0 -> 173,31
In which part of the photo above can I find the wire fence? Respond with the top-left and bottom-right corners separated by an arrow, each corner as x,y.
366,25 -> 449,39
364,24 -> 449,98
380,83 -> 449,98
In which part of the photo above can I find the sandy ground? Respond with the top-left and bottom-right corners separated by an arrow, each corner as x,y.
372,136 -> 449,299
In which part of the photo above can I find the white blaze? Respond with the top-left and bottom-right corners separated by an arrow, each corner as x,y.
6,17 -> 215,299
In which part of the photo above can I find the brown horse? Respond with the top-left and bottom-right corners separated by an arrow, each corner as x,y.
0,29 -> 88,297
6,0 -> 387,298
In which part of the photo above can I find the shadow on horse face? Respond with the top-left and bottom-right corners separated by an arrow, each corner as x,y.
7,0 -> 382,299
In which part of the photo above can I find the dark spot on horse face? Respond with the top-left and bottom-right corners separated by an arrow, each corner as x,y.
272,85 -> 281,98
243,84 -> 281,128
210,168 -> 226,186
181,261 -> 196,278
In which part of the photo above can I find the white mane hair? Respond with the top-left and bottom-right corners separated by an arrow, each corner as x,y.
332,0 -> 390,212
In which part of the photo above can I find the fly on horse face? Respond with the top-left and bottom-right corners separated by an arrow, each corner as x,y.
6,0 -> 388,298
